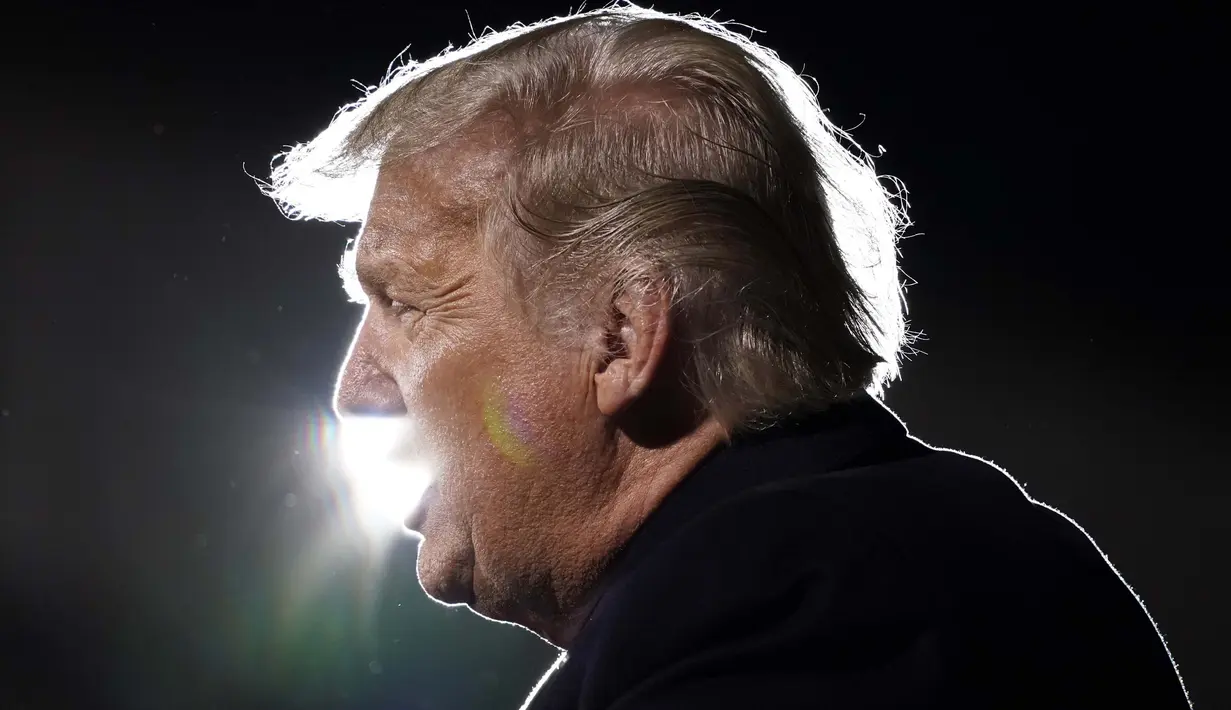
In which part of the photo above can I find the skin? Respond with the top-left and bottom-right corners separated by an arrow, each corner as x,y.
333,128 -> 726,646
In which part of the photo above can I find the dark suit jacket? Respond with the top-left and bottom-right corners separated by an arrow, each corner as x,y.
523,396 -> 1190,709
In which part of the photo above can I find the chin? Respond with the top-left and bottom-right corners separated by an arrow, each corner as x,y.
415,538 -> 476,607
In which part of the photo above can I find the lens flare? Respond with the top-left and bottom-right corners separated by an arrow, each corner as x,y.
337,417 -> 432,530
482,381 -> 534,466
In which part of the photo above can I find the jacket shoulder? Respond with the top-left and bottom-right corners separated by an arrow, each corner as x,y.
571,447 -> 1189,709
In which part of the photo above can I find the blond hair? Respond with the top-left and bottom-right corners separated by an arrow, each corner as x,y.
263,1 -> 914,432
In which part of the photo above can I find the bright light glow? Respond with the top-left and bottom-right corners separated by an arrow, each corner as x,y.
337,417 -> 432,529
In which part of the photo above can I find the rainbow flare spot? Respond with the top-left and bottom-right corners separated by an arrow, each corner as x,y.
482,381 -> 534,466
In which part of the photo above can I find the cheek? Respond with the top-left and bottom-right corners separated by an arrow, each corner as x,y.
392,330 -> 534,481
393,316 -> 576,517
382,331 -> 477,483
390,325 -> 481,419
482,381 -> 537,467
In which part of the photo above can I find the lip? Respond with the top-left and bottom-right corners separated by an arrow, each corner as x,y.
404,485 -> 438,533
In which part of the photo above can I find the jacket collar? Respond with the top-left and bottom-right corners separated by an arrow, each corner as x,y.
570,394 -> 910,647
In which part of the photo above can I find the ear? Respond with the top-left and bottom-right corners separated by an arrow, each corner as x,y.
594,282 -> 671,417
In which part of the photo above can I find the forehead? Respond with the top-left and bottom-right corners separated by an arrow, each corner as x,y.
356,134 -> 510,265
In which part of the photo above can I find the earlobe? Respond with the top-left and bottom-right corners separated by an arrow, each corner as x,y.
593,283 -> 671,417
594,358 -> 632,416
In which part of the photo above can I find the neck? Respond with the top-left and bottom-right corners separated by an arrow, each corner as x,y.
540,417 -> 728,648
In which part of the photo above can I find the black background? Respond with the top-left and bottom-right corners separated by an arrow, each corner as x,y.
2,2 -> 1225,708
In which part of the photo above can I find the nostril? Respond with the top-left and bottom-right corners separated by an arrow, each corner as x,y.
341,401 -> 405,417
334,373 -> 407,417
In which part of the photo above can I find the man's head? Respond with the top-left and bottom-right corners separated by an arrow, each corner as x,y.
264,2 -> 910,645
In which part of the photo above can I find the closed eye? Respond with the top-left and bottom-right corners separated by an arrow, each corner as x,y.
388,298 -> 418,317
380,295 -> 424,325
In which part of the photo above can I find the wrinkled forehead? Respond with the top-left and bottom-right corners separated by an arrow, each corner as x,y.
359,131 -> 512,254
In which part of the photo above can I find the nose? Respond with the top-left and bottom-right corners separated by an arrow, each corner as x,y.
333,325 -> 407,417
